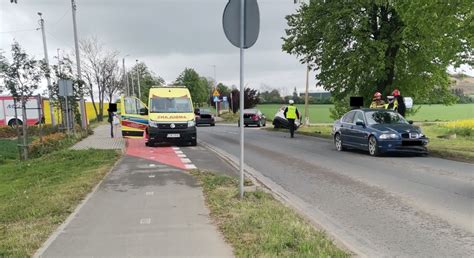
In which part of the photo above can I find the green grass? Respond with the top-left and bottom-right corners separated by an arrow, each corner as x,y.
421,125 -> 474,162
0,149 -> 119,257
193,171 -> 348,258
258,104 -> 334,123
257,104 -> 474,123
0,139 -> 20,162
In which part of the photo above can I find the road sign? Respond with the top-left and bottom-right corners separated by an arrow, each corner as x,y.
213,96 -> 219,102
223,0 -> 260,49
58,79 -> 74,96
213,89 -> 220,97
223,96 -> 228,102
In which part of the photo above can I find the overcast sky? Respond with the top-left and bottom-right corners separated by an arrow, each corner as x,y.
1,0 -> 322,96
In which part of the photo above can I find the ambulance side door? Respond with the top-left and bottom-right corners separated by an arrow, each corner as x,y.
119,96 -> 148,138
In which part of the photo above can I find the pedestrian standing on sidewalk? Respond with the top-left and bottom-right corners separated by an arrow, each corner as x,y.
284,99 -> 300,138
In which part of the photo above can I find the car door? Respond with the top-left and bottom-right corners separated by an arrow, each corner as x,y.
340,111 -> 356,146
350,111 -> 369,149
119,96 -> 149,138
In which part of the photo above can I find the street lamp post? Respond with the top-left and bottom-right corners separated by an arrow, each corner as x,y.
122,55 -> 130,96
37,12 -> 56,126
136,59 -> 141,100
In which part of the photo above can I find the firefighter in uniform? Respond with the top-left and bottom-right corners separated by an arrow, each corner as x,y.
386,89 -> 406,117
370,92 -> 385,109
284,100 -> 300,138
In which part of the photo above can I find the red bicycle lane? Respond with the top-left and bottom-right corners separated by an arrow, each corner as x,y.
125,138 -> 188,170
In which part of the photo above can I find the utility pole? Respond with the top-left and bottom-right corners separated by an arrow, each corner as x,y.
71,0 -> 88,129
304,63 -> 310,126
122,56 -> 130,96
38,12 -> 56,126
294,0 -> 311,126
136,59 -> 141,100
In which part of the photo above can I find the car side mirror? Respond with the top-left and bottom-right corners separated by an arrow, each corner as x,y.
355,121 -> 365,127
139,108 -> 148,116
408,120 -> 413,125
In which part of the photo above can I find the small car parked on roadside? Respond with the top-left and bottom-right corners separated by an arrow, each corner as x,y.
238,109 -> 266,127
332,109 -> 429,156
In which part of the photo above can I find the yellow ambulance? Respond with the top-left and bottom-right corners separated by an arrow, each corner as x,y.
120,86 -> 197,146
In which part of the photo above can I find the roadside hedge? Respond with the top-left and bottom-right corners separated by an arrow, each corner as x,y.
28,129 -> 92,158
0,125 -> 60,139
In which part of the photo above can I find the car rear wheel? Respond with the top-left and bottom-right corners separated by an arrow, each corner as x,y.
368,136 -> 380,156
257,121 -> 262,127
334,133 -> 345,151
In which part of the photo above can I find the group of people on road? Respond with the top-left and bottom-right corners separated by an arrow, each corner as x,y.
370,89 -> 406,117
282,88 -> 405,138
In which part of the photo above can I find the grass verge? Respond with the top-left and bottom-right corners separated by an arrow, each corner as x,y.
264,125 -> 333,139
193,171 -> 348,257
0,149 -> 119,257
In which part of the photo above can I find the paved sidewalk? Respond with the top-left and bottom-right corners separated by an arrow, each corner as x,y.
38,139 -> 233,257
71,124 -> 125,150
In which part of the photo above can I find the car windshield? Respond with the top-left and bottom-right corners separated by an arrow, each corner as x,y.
150,96 -> 193,113
365,111 -> 408,125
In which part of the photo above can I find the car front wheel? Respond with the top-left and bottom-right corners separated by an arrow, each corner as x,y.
368,136 -> 380,156
334,133 -> 345,151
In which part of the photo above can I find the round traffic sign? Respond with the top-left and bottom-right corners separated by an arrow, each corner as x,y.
223,0 -> 260,49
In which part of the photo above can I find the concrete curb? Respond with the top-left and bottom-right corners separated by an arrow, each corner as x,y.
33,156 -> 124,258
199,140 -> 376,257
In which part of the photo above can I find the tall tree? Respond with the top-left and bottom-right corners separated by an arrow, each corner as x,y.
80,37 -> 120,121
129,62 -> 165,103
175,68 -> 208,105
1,42 -> 44,160
283,0 -> 473,117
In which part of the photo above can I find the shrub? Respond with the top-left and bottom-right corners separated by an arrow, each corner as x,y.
0,126 -> 17,138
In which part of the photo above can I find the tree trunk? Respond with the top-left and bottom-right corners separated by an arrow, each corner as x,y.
21,97 -> 28,160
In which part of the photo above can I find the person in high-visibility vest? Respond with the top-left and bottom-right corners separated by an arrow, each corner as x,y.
284,100 -> 300,138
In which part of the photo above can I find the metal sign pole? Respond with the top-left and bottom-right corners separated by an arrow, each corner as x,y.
239,0 -> 245,199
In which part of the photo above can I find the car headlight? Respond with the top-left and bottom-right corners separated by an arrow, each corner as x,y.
188,120 -> 196,127
379,133 -> 399,140
149,120 -> 158,128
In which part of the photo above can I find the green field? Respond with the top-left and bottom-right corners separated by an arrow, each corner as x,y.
257,104 -> 474,123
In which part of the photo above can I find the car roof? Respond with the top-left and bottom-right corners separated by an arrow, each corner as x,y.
353,108 -> 396,113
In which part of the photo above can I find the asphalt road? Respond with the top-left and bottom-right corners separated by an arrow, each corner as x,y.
197,124 -> 474,257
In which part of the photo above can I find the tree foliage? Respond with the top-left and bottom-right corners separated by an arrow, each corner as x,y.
283,0 -> 473,118
230,87 -> 261,113
175,68 -> 208,105
1,41 -> 45,159
129,62 -> 165,103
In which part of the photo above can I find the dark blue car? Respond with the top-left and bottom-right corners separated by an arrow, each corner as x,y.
332,109 -> 429,156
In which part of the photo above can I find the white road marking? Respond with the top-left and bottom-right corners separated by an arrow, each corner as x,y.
140,218 -> 151,224
149,164 -> 156,167
177,154 -> 187,158
148,175 -> 155,178
181,158 -> 192,163
175,150 -> 184,154
145,192 -> 154,196
172,147 -> 180,150
185,164 -> 197,170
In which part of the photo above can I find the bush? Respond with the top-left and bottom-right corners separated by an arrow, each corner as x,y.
0,124 -> 60,139
28,130 -> 91,158
448,127 -> 473,137
0,126 -> 16,138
